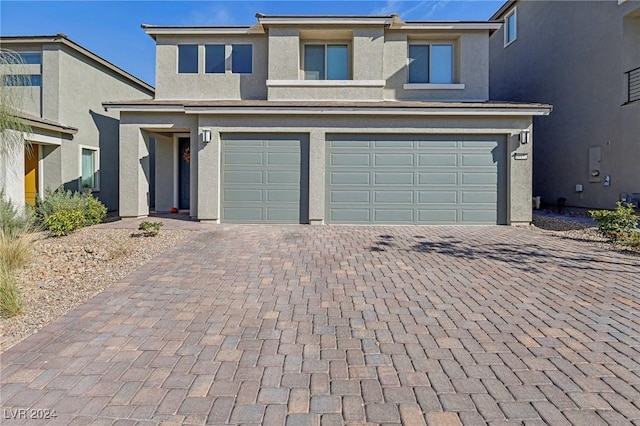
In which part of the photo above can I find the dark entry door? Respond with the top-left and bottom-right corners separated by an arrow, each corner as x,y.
178,137 -> 190,210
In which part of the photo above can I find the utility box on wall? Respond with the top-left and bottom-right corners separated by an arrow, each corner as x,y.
589,147 -> 601,183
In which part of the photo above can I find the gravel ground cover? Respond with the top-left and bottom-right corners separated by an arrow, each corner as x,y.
0,227 -> 192,351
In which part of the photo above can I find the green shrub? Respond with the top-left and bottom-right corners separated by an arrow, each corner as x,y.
0,190 -> 36,239
35,187 -> 106,235
0,266 -> 22,318
138,221 -> 163,237
44,209 -> 86,236
589,202 -> 639,242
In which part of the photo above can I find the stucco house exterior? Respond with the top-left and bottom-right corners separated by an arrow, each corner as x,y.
490,0 -> 640,210
0,34 -> 154,211
105,13 -> 551,225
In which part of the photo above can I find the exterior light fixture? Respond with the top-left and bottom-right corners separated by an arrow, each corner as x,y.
519,130 -> 530,144
202,129 -> 212,143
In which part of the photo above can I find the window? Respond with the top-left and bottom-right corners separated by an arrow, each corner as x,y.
231,44 -> 252,74
80,148 -> 99,191
178,45 -> 198,73
205,45 -> 225,74
505,8 -> 517,46
18,52 -> 42,65
2,74 -> 42,86
304,44 -> 349,80
408,44 -> 453,84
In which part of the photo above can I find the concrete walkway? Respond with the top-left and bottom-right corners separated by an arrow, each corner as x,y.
2,225 -> 640,425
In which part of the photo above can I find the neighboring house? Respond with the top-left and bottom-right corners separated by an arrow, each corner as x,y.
490,1 -> 640,210
105,13 -> 551,225
0,34 -> 154,211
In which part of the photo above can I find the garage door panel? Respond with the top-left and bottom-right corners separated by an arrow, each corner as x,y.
374,140 -> 413,148
418,210 -> 458,223
225,171 -> 263,184
375,209 -> 414,222
374,154 -> 414,167
418,154 -> 457,167
374,172 -> 414,185
374,191 -> 413,203
221,135 -> 307,224
418,191 -> 457,204
327,134 -> 504,225
331,190 -> 370,203
418,172 -> 458,185
330,208 -> 370,222
223,189 -> 264,202
417,140 -> 457,149
462,191 -> 497,204
331,172 -> 370,185
331,153 -> 370,166
461,173 -> 495,185
462,153 -> 497,167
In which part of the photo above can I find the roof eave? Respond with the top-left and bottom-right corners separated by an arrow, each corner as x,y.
490,0 -> 518,21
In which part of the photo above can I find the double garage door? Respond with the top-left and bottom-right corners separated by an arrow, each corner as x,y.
221,134 -> 505,225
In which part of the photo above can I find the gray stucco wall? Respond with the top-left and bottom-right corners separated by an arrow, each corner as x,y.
490,1 -> 640,209
119,111 -> 534,225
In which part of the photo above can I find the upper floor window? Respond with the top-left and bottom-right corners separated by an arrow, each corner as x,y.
18,52 -> 42,65
178,44 -> 198,73
408,44 -> 453,84
304,44 -> 348,80
2,74 -> 42,86
205,45 -> 225,74
504,8 -> 517,46
232,44 -> 252,74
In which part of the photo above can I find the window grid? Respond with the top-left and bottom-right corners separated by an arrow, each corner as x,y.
408,43 -> 454,84
304,44 -> 349,81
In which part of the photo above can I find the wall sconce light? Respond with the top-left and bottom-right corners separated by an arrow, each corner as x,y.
202,129 -> 212,143
519,130 -> 530,144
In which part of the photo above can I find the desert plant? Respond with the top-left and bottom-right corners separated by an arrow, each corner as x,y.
138,221 -> 163,237
0,229 -> 36,271
0,190 -> 35,238
43,208 -> 86,236
589,202 -> 639,242
35,187 -> 106,235
1,49 -> 33,157
0,265 -> 22,318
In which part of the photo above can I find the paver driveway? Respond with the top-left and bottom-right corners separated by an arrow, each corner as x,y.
2,225 -> 640,425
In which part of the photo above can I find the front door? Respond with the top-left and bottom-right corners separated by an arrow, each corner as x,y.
24,145 -> 39,206
178,137 -> 190,210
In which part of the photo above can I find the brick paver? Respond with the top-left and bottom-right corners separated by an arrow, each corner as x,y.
2,225 -> 640,424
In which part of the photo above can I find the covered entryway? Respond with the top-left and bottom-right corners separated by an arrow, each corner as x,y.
220,134 -> 309,223
326,135 -> 506,224
24,144 -> 40,206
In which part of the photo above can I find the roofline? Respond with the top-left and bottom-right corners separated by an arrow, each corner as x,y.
142,25 -> 260,38
0,34 -> 155,94
256,14 -> 396,26
490,0 -> 518,21
14,112 -> 78,135
390,22 -> 502,31
103,101 -> 552,116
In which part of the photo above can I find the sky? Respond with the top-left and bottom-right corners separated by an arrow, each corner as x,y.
0,0 -> 505,86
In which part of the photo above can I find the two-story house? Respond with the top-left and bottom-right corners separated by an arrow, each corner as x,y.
105,13 -> 551,225
490,1 -> 640,210
0,34 -> 154,211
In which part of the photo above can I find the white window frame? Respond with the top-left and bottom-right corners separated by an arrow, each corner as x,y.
78,145 -> 100,192
302,42 -> 351,81
504,7 -> 517,47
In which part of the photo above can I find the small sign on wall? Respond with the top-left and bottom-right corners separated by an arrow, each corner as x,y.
513,153 -> 528,160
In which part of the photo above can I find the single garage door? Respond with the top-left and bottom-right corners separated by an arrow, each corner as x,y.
326,135 -> 506,225
221,134 -> 309,223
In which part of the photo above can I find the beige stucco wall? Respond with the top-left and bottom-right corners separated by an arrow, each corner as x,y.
154,35 -> 268,100
119,111 -> 534,224
490,1 -> 640,209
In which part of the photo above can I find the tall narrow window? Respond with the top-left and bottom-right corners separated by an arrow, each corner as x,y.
408,44 -> 453,84
178,45 -> 198,73
81,148 -> 99,190
304,44 -> 349,80
205,45 -> 225,74
231,44 -> 252,74
505,9 -> 517,46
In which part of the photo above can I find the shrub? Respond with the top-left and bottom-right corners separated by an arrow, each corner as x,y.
589,202 -> 639,242
138,221 -> 163,237
0,229 -> 36,271
44,209 -> 86,236
0,190 -> 35,239
36,187 -> 106,235
0,266 -> 22,318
